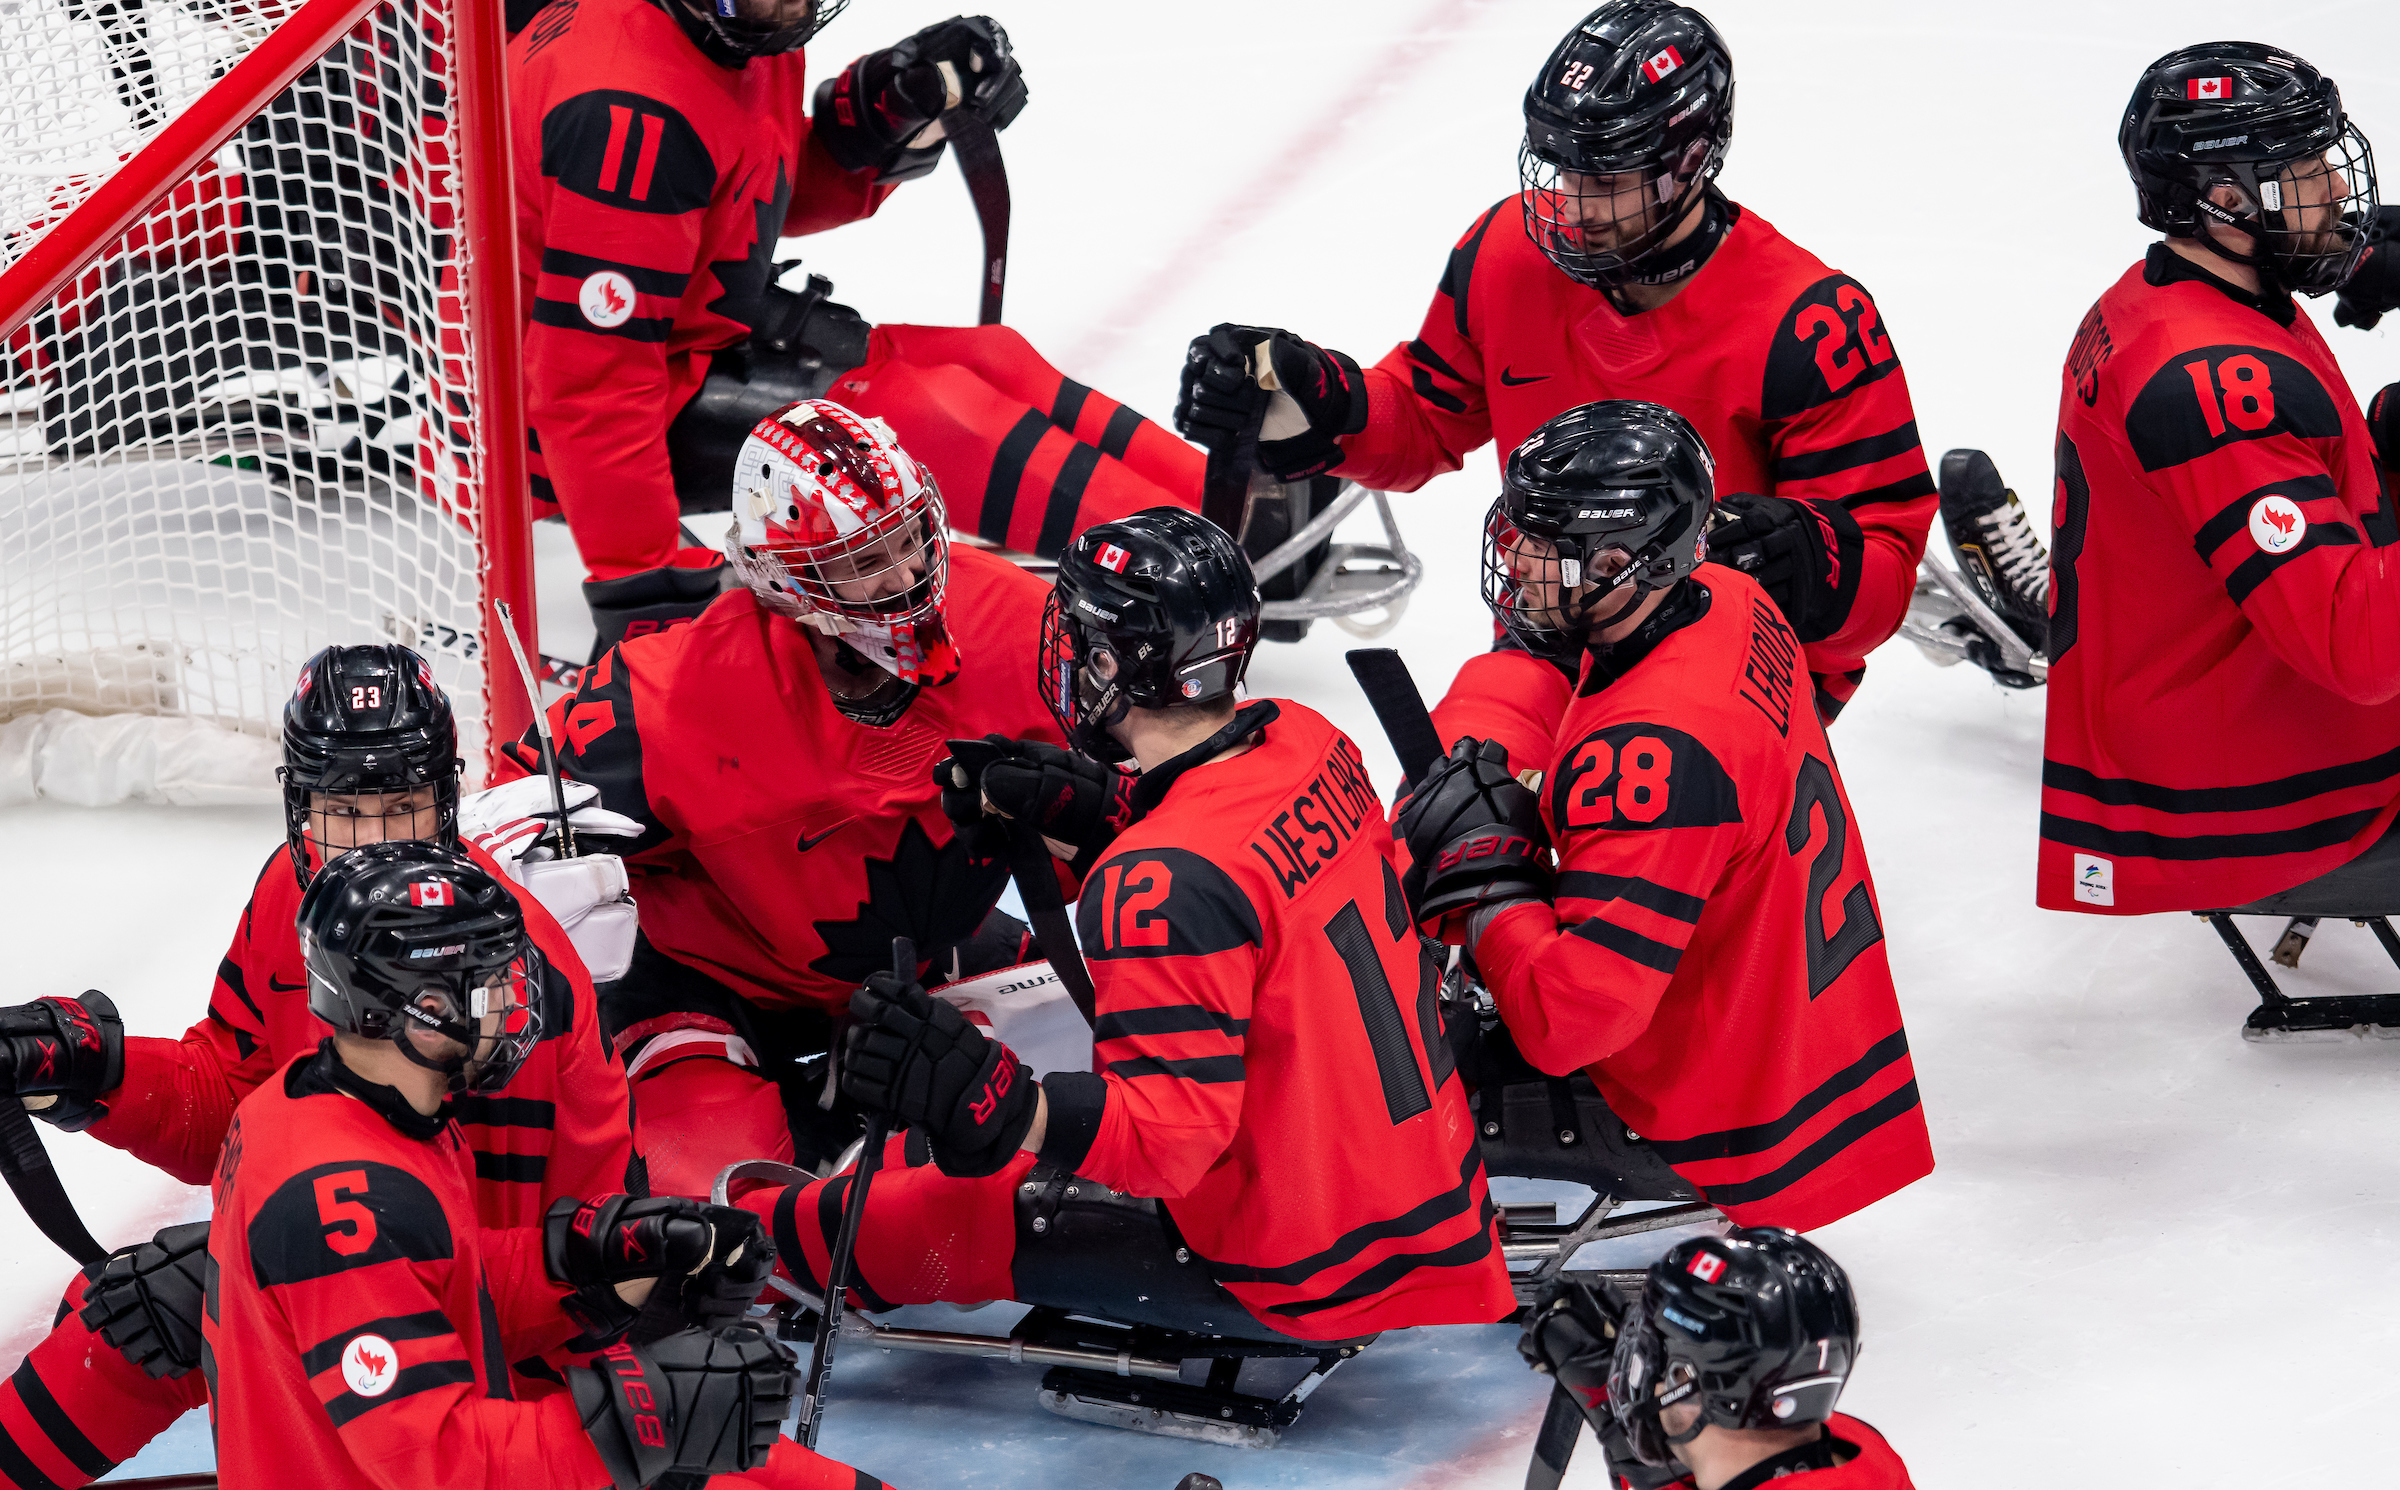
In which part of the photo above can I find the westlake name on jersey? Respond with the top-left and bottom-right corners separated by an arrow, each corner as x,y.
511,0 -> 893,577
1341,192 -> 1936,716
2040,246 -> 2400,914
512,546 -> 1062,1011
1473,569 -> 1933,1230
1039,701 -> 1516,1337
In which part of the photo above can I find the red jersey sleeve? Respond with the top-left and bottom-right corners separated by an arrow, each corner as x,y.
1044,846 -> 1262,1199
506,645 -> 685,863
1474,721 -> 1746,1075
2124,341 -> 2400,702
1426,648 -> 1578,789
1336,202 -> 1510,493
1755,274 -> 1937,673
782,125 -> 893,236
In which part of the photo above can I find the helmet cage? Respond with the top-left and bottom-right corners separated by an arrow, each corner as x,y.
745,482 -> 951,633
1037,558 -> 1255,765
279,646 -> 462,889
1481,486 -> 1701,658
678,0 -> 846,61
307,931 -> 543,1095
1519,129 -> 1727,289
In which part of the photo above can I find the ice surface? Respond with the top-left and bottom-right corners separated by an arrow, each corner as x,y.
2,0 -> 2396,1484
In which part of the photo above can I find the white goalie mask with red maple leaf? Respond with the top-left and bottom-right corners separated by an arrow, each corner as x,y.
724,399 -> 960,686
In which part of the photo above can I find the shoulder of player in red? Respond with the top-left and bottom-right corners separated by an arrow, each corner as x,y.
1812,1414 -> 1914,1487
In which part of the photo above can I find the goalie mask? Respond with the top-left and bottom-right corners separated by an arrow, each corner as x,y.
1609,1228 -> 1859,1468
726,398 -> 960,687
280,644 -> 462,892
299,841 -> 543,1095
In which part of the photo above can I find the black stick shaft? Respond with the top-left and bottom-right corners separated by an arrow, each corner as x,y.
1345,648 -> 1445,784
1523,1381 -> 1584,1490
944,109 -> 1009,326
1009,830 -> 1098,1027
0,1099 -> 105,1266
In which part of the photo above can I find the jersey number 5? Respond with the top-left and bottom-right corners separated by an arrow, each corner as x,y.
1785,755 -> 1883,997
314,1170 -> 379,1256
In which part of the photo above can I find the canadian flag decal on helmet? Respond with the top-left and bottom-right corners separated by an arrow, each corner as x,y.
1094,543 -> 1132,574
410,880 -> 454,908
1687,1251 -> 1727,1283
1641,45 -> 1684,84
2187,77 -> 2232,100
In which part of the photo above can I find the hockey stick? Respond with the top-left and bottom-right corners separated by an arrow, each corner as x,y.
1344,647 -> 1446,784
797,937 -> 906,1449
494,600 -> 574,859
1523,1381 -> 1584,1490
1198,348 -> 1269,539
0,1097 -> 106,1267
941,740 -> 1100,1028
942,107 -> 1009,326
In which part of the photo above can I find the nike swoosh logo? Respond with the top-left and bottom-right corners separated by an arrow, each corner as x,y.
796,819 -> 854,853
1498,367 -> 1550,386
267,974 -> 306,993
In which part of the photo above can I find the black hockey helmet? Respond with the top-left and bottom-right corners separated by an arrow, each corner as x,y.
1483,399 -> 1714,658
1037,507 -> 1261,763
1519,1 -> 1735,289
299,840 -> 543,1095
672,0 -> 846,61
2121,42 -> 2378,296
1609,1228 -> 1859,1467
280,644 -> 462,891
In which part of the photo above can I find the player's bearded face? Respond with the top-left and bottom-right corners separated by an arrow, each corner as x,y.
404,974 -> 531,1083
2272,151 -> 2351,253
310,786 -> 441,855
1554,167 -> 1669,252
1502,528 -> 1638,631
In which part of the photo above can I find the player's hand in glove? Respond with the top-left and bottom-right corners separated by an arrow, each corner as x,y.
459,775 -> 643,979
939,734 -> 1136,875
1705,492 -> 1864,644
814,15 -> 1028,184
2370,383 -> 2398,476
1175,324 -> 1367,482
2334,205 -> 2400,331
572,1323 -> 793,1490
1519,1277 -> 1686,1489
628,1206 -> 778,1344
80,1221 -> 208,1380
844,970 -> 1037,1177
546,1194 -> 722,1340
0,991 -> 123,1129
1393,739 -> 1552,940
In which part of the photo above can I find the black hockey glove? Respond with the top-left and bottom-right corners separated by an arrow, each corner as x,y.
2334,205 -> 2400,331
1394,738 -> 1552,935
2370,383 -> 2398,475
1518,1278 -> 1687,1490
937,906 -> 1036,983
1705,492 -> 1864,644
843,970 -> 1036,1177
546,1194 -> 721,1341
572,1324 -> 793,1490
813,16 -> 1028,185
79,1221 -> 208,1380
0,991 -> 124,1130
627,1206 -> 778,1344
940,734 -> 1137,876
1175,324 -> 1367,482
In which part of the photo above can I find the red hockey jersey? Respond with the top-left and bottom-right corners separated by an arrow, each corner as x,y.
202,1047 -> 604,1489
1341,195 -> 1936,716
1036,701 -> 1516,1339
512,545 -> 1063,1013
2039,246 -> 2400,913
511,0 -> 894,578
1473,569 -> 1932,1232
1429,647 -> 1578,787
85,842 -> 639,1226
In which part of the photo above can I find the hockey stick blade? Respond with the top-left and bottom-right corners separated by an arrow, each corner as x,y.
1524,1381 -> 1584,1490
944,109 -> 1009,326
0,1097 -> 107,1267
1345,648 -> 1445,785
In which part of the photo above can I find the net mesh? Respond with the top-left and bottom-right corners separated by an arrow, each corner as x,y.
1,0 -> 499,786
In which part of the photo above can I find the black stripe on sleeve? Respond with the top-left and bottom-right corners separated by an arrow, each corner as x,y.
216,956 -> 265,1027
2039,807 -> 2381,861
1410,364 -> 1468,415
1107,1054 -> 1247,1084
1771,420 -> 1921,482
1097,404 -> 1144,460
1034,443 -> 1101,560
1836,470 -> 1936,510
1555,871 -> 1707,924
1406,337 -> 1469,387
1049,378 -> 1092,432
535,248 -> 689,297
2192,474 -> 2341,563
1694,1081 -> 1922,1206
1646,1030 -> 1910,1163
300,1311 -> 457,1376
2225,521 -> 2361,603
1440,202 -> 1507,337
0,1429 -> 72,1490
448,1095 -> 557,1130
1565,915 -> 1685,975
980,409 -> 1050,543
1091,1005 -> 1249,1041
528,299 -> 673,343
471,1151 -> 549,1185
323,1361 -> 477,1427
9,1358 -> 116,1480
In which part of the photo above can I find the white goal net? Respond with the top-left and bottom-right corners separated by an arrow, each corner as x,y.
0,0 -> 519,807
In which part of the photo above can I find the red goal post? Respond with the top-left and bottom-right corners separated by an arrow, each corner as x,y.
0,0 -> 535,799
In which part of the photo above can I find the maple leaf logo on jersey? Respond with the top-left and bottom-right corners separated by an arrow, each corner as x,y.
809,818 -> 1011,985
342,1333 -> 398,1397
705,160 -> 796,337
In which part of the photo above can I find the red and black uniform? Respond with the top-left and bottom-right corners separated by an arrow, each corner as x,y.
1356,193 -> 1936,721
0,845 -> 634,1490
511,0 -> 893,580
748,701 -> 1516,1340
1475,569 -> 1933,1231
1606,1415 -> 1912,1490
2039,245 -> 2400,914
202,1046 -> 605,1488
502,546 -> 1063,1194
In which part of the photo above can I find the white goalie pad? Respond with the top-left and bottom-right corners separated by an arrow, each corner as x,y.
934,960 -> 1091,1079
516,854 -> 640,982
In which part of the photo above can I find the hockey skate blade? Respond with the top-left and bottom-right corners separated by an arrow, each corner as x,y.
1039,1388 -> 1282,1449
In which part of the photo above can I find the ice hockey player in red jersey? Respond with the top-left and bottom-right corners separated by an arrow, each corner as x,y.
2040,43 -> 2400,973
502,399 -> 1071,1198
1397,401 -> 1932,1230
204,840 -> 813,1489
511,0 -> 1028,648
1520,1228 -> 1914,1489
737,507 -> 1514,1342
1176,1 -> 1935,732
0,645 -> 660,1490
